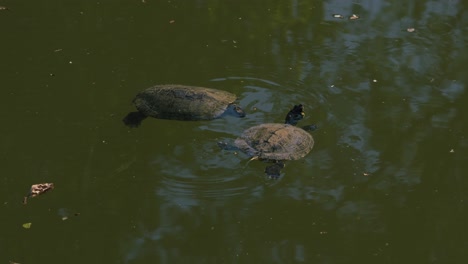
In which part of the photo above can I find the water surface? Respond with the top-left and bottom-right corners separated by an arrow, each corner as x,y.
1,0 -> 467,263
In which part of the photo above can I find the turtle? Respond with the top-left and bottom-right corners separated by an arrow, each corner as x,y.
219,104 -> 315,178
123,84 -> 246,127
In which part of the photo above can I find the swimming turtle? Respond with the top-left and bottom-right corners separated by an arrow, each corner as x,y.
123,85 -> 246,127
219,104 -> 315,178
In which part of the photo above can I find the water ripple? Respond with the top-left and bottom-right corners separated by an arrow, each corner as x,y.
149,138 -> 260,205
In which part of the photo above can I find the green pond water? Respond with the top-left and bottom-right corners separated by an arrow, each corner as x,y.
1,0 -> 467,263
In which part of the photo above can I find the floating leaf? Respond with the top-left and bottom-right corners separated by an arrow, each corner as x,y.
23,183 -> 54,204
28,183 -> 54,198
22,223 -> 32,229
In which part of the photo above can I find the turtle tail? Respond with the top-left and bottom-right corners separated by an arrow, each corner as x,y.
123,111 -> 147,128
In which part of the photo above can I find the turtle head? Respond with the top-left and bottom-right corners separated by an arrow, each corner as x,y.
285,104 -> 304,125
229,104 -> 246,118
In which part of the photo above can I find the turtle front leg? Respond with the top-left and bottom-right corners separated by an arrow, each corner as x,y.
302,124 -> 318,131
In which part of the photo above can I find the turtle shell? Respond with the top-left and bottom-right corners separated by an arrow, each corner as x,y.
134,85 -> 238,120
234,123 -> 314,160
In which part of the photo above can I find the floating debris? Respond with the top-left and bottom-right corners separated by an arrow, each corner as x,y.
60,211 -> 80,221
407,27 -> 415,32
28,183 -> 54,198
22,223 -> 32,229
332,14 -> 344,19
0,6 -> 8,11
450,149 -> 455,153
349,14 -> 359,20
23,183 -> 54,204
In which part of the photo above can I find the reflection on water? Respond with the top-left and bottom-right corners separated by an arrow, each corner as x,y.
120,1 -> 467,262
210,76 -> 281,87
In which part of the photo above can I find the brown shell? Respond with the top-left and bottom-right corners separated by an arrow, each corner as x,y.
234,123 -> 314,160
134,85 -> 237,120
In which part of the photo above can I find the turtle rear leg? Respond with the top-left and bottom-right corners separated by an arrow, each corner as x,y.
217,141 -> 239,151
265,161 -> 285,179
123,111 -> 147,128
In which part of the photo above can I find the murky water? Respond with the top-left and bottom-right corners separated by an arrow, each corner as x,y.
1,0 -> 467,263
